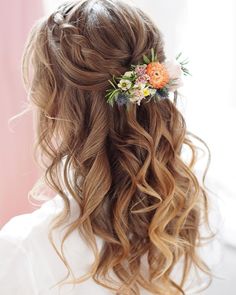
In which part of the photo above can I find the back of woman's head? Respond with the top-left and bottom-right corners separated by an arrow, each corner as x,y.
22,0 -> 212,294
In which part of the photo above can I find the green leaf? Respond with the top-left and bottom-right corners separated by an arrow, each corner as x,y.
180,59 -> 189,65
176,52 -> 182,60
105,91 -> 113,98
151,48 -> 155,62
143,54 -> 150,64
108,79 -> 117,89
112,89 -> 120,98
175,52 -> 191,76
105,88 -> 120,100
107,99 -> 114,107
182,68 -> 191,76
122,75 -> 134,81
107,94 -> 116,106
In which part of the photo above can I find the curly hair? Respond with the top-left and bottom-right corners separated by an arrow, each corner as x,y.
21,0 -> 213,294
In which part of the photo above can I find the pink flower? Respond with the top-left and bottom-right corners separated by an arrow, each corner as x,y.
136,74 -> 150,84
129,88 -> 145,105
135,64 -> 147,76
164,59 -> 184,92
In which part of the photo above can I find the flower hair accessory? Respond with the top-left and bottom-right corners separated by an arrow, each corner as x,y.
105,48 -> 190,107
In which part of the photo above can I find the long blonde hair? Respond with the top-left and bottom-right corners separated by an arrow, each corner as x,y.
21,0 -> 213,294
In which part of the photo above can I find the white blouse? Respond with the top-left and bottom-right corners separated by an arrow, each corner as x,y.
0,194 -> 112,295
0,193 -> 221,295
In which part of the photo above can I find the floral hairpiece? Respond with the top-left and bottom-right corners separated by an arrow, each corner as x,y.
105,48 -> 190,107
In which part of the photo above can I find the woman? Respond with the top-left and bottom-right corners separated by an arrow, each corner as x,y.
0,0 -> 214,294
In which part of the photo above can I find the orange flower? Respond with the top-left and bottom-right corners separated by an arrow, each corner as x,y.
146,62 -> 169,89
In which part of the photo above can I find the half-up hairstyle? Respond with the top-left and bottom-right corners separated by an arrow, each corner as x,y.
22,0 -> 213,294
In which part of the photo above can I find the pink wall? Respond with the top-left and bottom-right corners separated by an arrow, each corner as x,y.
0,0 -> 43,226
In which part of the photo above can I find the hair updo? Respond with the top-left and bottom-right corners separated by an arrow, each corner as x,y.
44,0 -> 165,92
22,0 -> 213,294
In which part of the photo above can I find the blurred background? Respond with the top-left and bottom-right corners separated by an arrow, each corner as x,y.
0,0 -> 235,293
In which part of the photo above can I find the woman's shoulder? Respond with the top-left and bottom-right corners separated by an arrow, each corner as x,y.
0,194 -> 105,294
0,195 -> 67,294
0,194 -> 66,242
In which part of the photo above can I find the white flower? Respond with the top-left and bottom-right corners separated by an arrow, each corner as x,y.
129,89 -> 145,105
129,96 -> 140,103
129,96 -> 143,105
149,88 -> 156,96
133,82 -> 146,90
164,59 -> 184,92
123,71 -> 134,78
136,98 -> 142,106
118,79 -> 132,90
